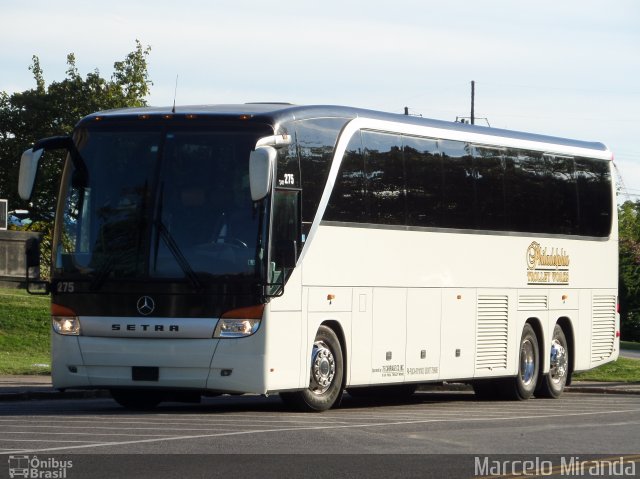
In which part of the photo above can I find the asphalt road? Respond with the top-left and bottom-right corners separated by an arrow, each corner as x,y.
0,391 -> 638,478
621,348 -> 640,359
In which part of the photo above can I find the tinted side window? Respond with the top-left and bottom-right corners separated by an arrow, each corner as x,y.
474,147 -> 505,231
505,149 -> 548,233
404,136 -> 442,227
323,127 -> 611,237
545,155 -> 577,235
296,118 -> 348,226
576,157 -> 612,237
325,132 -> 366,223
270,188 -> 301,291
363,131 -> 405,225
440,140 -> 474,229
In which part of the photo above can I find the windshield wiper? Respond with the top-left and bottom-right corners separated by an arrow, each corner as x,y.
154,220 -> 202,290
153,185 -> 202,291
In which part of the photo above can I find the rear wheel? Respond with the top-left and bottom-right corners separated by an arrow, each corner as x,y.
536,324 -> 569,398
503,323 -> 539,400
280,325 -> 344,412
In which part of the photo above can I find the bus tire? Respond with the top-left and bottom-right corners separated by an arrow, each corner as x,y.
280,325 -> 344,412
504,323 -> 539,400
110,389 -> 163,410
536,324 -> 569,398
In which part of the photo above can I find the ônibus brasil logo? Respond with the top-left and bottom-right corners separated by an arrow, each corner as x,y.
8,455 -> 73,478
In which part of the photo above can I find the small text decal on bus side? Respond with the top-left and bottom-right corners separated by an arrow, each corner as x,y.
526,241 -> 570,285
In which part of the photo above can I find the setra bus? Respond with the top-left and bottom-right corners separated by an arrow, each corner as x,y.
18,103 -> 619,411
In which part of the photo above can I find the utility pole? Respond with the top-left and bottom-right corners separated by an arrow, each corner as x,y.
470,80 -> 475,125
456,81 -> 490,127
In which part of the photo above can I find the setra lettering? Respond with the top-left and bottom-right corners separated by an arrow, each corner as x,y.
110,324 -> 180,332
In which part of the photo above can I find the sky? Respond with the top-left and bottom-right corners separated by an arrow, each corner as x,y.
2,0 -> 639,197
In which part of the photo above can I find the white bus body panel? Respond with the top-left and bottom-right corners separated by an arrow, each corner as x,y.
296,223 -> 618,386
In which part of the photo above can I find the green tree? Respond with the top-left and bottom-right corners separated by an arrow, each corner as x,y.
618,200 -> 640,341
0,40 -> 152,220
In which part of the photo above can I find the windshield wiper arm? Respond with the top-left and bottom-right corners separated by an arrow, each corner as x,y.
154,219 -> 202,291
152,184 -> 201,290
33,136 -> 89,187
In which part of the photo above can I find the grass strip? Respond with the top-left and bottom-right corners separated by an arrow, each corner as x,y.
0,288 -> 50,375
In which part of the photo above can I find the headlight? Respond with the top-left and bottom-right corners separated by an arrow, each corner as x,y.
51,304 -> 81,335
213,304 -> 264,338
214,318 -> 261,338
52,316 -> 81,335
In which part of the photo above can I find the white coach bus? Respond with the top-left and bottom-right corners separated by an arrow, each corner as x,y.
19,104 -> 619,411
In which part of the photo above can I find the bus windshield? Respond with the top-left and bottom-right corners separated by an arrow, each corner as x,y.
56,122 -> 271,286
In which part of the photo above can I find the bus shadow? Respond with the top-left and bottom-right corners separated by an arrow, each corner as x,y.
0,389 -> 482,417
144,389 -> 479,414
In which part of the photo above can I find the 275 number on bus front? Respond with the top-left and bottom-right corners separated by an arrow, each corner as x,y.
56,282 -> 75,293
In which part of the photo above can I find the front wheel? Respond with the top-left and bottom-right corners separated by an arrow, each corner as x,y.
536,324 -> 569,398
280,325 -> 344,412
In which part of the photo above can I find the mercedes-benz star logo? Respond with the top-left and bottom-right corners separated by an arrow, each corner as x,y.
136,296 -> 155,316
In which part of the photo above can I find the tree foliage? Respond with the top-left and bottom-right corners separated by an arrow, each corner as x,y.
618,200 -> 640,341
0,41 -> 152,220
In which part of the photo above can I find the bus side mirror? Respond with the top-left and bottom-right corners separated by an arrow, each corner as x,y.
19,135 -> 77,201
19,148 -> 44,200
249,146 -> 276,201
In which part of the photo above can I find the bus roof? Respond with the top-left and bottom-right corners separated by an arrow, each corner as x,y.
80,103 -> 609,153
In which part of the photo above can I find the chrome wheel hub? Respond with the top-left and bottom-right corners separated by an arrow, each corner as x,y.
310,340 -> 335,394
549,338 -> 568,384
520,339 -> 536,386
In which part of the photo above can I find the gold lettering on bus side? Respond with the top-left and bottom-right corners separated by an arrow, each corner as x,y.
525,241 -> 570,285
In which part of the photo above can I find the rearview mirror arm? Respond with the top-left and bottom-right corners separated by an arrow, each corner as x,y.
33,136 -> 88,183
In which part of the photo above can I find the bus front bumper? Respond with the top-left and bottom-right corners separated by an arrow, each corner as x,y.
51,332 -> 268,395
